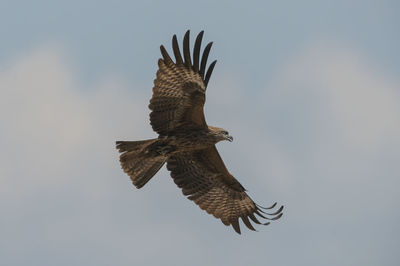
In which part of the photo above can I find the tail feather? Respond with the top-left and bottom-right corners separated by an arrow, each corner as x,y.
116,140 -> 155,153
116,139 -> 167,188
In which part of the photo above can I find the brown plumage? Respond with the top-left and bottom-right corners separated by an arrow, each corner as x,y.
116,30 -> 283,234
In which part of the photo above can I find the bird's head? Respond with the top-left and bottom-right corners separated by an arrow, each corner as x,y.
208,126 -> 233,142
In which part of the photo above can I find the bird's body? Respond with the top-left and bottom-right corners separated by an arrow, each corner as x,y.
157,126 -> 230,153
116,30 -> 283,234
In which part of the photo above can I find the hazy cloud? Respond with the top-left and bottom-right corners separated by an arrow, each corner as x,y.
1,41 -> 399,266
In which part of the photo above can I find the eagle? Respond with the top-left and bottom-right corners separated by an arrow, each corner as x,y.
116,30 -> 283,234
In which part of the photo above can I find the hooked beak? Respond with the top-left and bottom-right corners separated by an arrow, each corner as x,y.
226,135 -> 233,142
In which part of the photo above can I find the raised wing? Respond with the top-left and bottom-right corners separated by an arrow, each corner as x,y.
166,146 -> 283,234
149,30 -> 217,136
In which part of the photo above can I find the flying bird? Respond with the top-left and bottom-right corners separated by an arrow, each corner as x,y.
116,30 -> 283,234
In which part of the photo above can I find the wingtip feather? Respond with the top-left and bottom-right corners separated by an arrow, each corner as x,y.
193,31 -> 204,72
231,219 -> 241,234
172,34 -> 183,65
183,30 -> 192,68
199,41 -> 213,77
204,60 -> 217,87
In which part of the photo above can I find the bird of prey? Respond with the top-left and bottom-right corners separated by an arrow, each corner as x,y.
116,30 -> 283,234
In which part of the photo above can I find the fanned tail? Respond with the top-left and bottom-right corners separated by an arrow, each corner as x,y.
116,139 -> 167,188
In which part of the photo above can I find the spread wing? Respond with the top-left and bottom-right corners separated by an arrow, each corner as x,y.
166,146 -> 284,234
149,30 -> 217,136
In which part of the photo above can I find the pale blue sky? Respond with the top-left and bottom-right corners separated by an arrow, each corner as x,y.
1,0 -> 399,82
1,1 -> 399,266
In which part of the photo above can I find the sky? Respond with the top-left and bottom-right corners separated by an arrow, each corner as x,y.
1,1 -> 399,265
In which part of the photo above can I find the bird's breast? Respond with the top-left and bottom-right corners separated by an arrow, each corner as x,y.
165,130 -> 216,152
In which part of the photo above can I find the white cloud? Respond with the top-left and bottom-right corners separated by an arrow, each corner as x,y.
260,41 -> 400,237
0,45 -> 149,184
213,41 -> 400,266
0,46 -> 152,213
0,46 -> 88,151
270,41 -> 400,151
